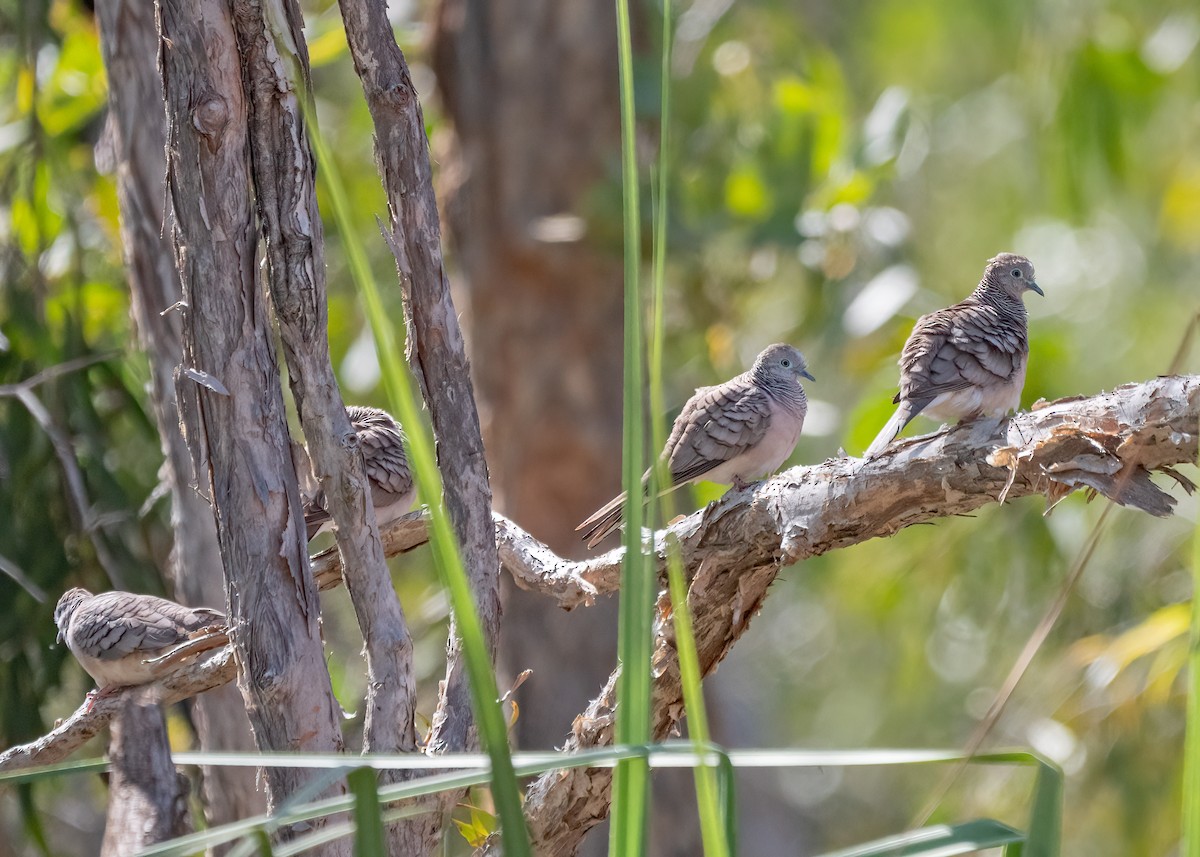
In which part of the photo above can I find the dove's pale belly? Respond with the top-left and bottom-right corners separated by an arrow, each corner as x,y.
923,360 -> 1026,422
68,645 -> 174,689
701,410 -> 805,486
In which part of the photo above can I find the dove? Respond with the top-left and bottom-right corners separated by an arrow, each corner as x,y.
863,253 -> 1042,459
303,405 -> 415,540
54,587 -> 225,692
577,343 -> 814,549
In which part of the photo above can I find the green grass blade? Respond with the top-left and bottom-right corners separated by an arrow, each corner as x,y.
718,750 -> 738,854
1187,434 -> 1200,857
253,828 -> 275,856
12,743 -> 1059,857
305,103 -> 530,857
1023,759 -> 1062,857
610,0 -> 653,850
813,819 -> 1025,857
0,757 -> 109,785
666,541 -> 732,857
648,1 -> 732,850
348,767 -> 386,857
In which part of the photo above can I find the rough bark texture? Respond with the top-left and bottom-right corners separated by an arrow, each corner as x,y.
99,698 -> 190,857
8,376 -> 1195,823
157,0 -> 348,846
93,0 -> 264,834
227,0 -> 418,778
337,0 -> 502,847
429,11 -> 628,852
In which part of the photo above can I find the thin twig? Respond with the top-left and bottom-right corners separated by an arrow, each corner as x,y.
0,352 -> 116,398
0,553 -> 47,602
11,386 -> 128,589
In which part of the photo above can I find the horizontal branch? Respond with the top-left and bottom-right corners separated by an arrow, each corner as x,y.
5,376 -> 1197,815
509,373 -> 1200,853
0,647 -> 235,773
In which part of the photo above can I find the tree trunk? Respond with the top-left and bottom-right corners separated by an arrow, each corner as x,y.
432,3 -> 627,853
99,698 -> 189,856
432,0 -> 625,750
93,0 -> 264,837
336,0 -> 505,847
158,0 -> 349,849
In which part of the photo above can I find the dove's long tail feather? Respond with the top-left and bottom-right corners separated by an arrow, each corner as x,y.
864,402 -> 919,459
576,490 -> 628,549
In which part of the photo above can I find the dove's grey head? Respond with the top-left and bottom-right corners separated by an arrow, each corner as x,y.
981,253 -> 1042,300
54,587 -> 92,644
347,405 -> 406,444
751,343 -> 815,384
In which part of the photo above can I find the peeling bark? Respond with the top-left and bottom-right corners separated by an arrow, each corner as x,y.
336,0 -> 502,848
430,4 -> 627,804
93,0 -> 264,835
157,0 -> 348,847
227,0 -> 418,773
99,698 -> 190,856
505,375 -> 1200,855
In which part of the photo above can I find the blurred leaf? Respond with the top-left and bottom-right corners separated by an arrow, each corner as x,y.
724,165 -> 772,220
348,767 -> 385,857
814,818 -> 1024,857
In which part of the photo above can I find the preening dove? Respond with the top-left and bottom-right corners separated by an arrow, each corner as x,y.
863,253 -> 1042,459
54,587 -> 224,691
303,405 -> 415,540
577,343 -> 814,549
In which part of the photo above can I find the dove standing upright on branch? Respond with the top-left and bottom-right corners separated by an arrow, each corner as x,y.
863,252 -> 1043,460
577,343 -> 814,549
303,405 -> 415,541
54,588 -> 225,693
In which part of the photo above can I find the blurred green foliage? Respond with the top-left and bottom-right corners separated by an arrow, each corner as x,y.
1,0 -> 1198,854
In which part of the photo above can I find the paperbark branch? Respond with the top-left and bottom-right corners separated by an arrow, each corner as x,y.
94,0 -> 265,831
507,374 -> 1200,855
99,699 -> 190,855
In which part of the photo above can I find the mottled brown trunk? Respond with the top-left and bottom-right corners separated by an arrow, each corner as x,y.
99,698 -> 189,856
158,0 -> 348,850
337,0 -> 505,848
432,0 -> 625,759
227,1 -> 421,849
93,0 -> 264,837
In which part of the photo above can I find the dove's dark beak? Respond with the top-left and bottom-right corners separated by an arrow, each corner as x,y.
801,370 -> 816,382
55,627 -> 65,645
1027,281 -> 1044,297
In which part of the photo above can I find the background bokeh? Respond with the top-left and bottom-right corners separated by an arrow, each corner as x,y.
1,0 -> 1198,854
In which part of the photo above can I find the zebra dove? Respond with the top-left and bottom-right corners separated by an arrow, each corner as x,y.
303,405 -> 415,540
577,343 -> 814,548
863,253 -> 1042,459
54,588 -> 224,691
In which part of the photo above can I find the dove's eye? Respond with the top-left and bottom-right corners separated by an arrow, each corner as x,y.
780,358 -> 793,368
1011,269 -> 1022,278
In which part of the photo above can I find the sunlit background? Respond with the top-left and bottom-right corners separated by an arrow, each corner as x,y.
1,0 -> 1198,853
